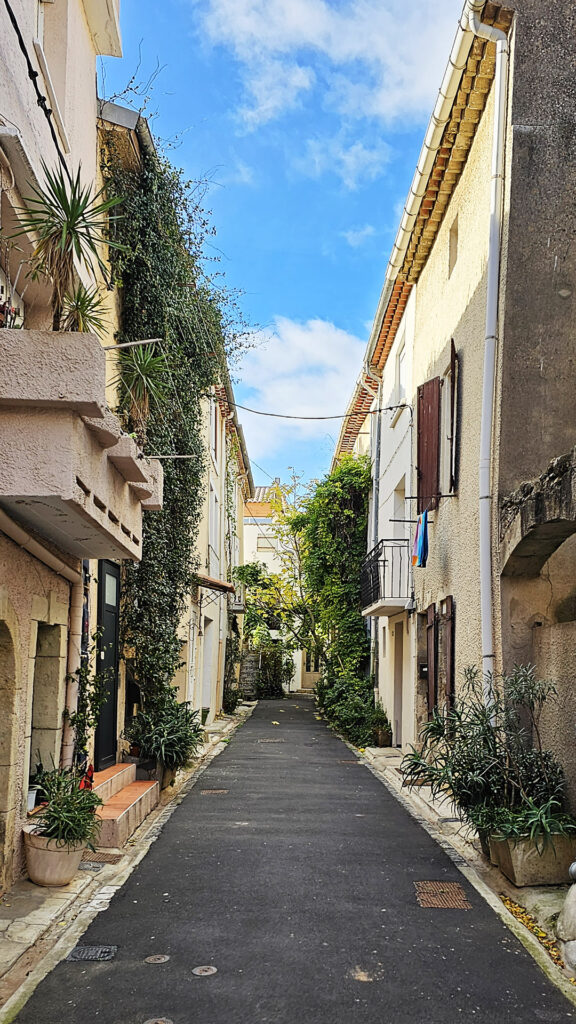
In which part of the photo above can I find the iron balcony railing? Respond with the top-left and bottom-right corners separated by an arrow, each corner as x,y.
360,539 -> 410,610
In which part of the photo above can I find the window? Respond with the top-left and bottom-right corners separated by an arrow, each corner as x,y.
440,339 -> 459,495
209,485 -> 219,552
396,342 -> 407,404
449,215 -> 458,277
210,399 -> 219,462
257,535 -> 275,551
416,377 -> 441,512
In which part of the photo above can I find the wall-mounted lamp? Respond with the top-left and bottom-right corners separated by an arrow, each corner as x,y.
405,592 -> 417,614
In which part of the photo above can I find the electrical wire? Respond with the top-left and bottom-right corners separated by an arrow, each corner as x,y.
2,0 -> 72,182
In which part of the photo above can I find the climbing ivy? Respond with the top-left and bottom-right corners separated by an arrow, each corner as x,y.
103,145 -> 249,701
293,455 -> 374,744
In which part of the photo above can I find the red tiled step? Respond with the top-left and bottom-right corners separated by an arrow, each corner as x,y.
96,780 -> 159,848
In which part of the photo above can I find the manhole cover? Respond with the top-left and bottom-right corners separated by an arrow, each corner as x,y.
82,850 -> 123,864
200,789 -> 228,795
143,1019 -> 174,1024
414,881 -> 472,909
145,954 -> 170,964
67,945 -> 118,962
192,965 -> 218,976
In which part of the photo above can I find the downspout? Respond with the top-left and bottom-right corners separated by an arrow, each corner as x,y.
466,4 -> 510,692
0,509 -> 83,765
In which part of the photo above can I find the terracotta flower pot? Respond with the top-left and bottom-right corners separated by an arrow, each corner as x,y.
23,824 -> 85,887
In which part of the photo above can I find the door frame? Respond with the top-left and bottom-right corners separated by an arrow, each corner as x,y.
94,560 -> 121,771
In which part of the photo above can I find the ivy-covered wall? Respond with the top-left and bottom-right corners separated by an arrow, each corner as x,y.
103,145 -> 240,703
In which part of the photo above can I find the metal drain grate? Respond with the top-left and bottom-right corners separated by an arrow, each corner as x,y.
82,850 -> 123,864
200,789 -> 229,795
67,945 -> 118,962
414,881 -> 472,910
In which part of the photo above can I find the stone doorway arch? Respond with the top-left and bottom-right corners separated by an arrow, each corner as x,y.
499,449 -> 576,810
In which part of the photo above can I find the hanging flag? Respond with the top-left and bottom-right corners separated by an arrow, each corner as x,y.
416,510 -> 429,568
412,515 -> 421,567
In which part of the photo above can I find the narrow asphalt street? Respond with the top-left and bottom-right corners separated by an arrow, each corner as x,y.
14,701 -> 575,1023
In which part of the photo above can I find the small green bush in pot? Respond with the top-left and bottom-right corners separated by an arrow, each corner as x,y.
23,768 -> 102,886
124,687 -> 203,786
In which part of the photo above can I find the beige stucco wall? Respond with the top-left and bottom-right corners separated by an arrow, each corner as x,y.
0,0 -> 101,197
0,534 -> 71,889
534,621 -> 576,814
410,85 -> 495,689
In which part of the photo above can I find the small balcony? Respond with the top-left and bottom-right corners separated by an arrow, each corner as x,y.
0,329 -> 162,562
360,539 -> 410,617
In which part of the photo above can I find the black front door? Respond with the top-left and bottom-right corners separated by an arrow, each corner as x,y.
95,560 -> 120,771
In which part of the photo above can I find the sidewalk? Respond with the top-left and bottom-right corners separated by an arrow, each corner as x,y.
8,700 -> 576,1024
363,745 -> 572,971
0,702 -> 256,1017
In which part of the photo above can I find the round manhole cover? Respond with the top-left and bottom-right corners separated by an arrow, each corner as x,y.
192,965 -> 218,976
145,955 -> 170,964
143,1019 -> 174,1024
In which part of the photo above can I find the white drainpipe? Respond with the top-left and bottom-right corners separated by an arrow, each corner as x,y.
466,4 -> 510,692
0,509 -> 84,765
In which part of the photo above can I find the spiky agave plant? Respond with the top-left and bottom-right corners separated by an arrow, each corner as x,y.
116,343 -> 169,445
61,283 -> 109,337
13,162 -> 123,330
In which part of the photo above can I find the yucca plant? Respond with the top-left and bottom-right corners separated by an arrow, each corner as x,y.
61,283 -> 109,337
116,343 -> 169,444
13,162 -> 123,330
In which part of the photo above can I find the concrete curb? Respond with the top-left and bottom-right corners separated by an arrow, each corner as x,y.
363,751 -> 576,1009
0,703 -> 256,1023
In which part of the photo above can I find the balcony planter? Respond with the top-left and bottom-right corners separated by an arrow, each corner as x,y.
23,824 -> 85,887
489,835 -> 576,887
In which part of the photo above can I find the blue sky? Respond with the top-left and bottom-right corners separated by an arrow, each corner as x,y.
101,0 -> 463,486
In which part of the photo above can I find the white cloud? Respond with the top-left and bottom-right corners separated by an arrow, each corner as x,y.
219,159 -> 256,185
341,223 -> 376,247
294,135 -> 390,189
236,315 -> 366,461
196,0 -> 463,128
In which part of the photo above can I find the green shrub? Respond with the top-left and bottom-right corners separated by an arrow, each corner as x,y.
125,688 -> 203,770
33,769 -> 102,850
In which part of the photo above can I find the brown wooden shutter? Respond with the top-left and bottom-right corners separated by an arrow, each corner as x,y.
426,603 -> 437,715
449,340 -> 459,494
417,377 -> 441,513
444,595 -> 455,708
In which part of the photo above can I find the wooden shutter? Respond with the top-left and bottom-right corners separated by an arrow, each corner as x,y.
449,340 -> 459,494
417,377 -> 441,513
444,595 -> 455,708
426,603 -> 437,716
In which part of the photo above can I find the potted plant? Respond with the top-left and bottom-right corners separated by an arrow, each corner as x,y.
124,688 -> 203,788
486,799 -> 576,886
372,700 -> 392,747
401,665 -> 575,883
23,768 -> 102,886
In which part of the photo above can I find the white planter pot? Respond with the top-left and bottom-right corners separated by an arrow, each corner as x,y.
23,824 -> 85,886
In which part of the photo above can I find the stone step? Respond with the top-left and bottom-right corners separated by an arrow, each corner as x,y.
96,780 -> 159,848
93,763 -> 136,803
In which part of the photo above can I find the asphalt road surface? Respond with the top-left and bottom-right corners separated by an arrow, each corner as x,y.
14,700 -> 575,1023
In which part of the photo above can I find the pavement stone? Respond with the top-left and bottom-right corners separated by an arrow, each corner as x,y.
10,701 -> 576,1024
